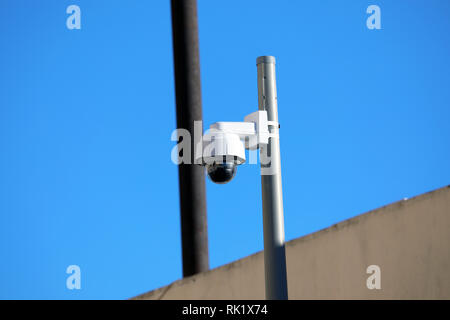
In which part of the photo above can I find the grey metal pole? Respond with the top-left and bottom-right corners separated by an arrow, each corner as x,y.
257,56 -> 288,300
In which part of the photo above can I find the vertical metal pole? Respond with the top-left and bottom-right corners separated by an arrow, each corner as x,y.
171,0 -> 209,277
257,56 -> 288,300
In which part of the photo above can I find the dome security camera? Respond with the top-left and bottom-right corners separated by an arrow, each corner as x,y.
197,110 -> 275,184
201,131 -> 246,184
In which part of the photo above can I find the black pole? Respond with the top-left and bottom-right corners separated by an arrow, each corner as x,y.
170,0 -> 209,277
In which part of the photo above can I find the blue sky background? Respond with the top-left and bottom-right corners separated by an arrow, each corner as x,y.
0,0 -> 449,299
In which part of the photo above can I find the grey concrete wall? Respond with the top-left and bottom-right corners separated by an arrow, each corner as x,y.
134,185 -> 450,300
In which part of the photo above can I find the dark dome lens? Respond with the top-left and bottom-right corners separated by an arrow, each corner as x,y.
206,163 -> 237,184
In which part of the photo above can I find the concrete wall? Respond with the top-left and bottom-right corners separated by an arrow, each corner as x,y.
134,185 -> 450,300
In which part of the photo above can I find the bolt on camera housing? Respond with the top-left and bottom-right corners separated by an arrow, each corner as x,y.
196,110 -> 275,184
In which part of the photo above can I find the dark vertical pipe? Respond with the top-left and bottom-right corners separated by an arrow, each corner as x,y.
170,0 -> 209,277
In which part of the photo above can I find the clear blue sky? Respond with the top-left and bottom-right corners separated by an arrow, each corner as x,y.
0,0 -> 449,299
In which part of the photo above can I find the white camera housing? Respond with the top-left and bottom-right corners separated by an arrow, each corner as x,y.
197,110 -> 274,183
